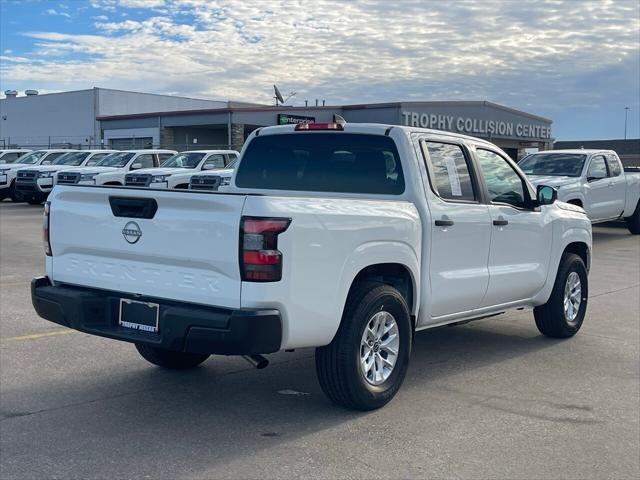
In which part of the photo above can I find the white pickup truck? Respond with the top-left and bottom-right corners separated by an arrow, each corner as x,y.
124,150 -> 238,189
14,150 -> 117,204
32,123 -> 592,410
0,149 -> 74,202
56,150 -> 176,187
519,149 -> 640,233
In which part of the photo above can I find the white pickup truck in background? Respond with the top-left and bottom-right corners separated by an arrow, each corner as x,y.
32,123 -> 592,410
0,149 -> 74,202
14,150 -> 117,204
519,149 -> 640,233
124,150 -> 238,189
56,150 -> 176,187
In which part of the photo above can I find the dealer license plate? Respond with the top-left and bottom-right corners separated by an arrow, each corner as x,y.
118,298 -> 159,333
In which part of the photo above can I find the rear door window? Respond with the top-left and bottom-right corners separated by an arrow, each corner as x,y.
235,133 -> 405,195
422,142 -> 477,202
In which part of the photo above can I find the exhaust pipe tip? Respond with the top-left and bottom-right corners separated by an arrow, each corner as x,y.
242,354 -> 269,369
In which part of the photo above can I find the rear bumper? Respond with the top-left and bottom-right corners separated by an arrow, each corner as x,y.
31,276 -> 282,355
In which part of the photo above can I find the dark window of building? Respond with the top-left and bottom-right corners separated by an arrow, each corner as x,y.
422,142 -> 476,202
236,133 -> 405,195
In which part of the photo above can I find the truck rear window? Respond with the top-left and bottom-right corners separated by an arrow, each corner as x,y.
235,133 -> 405,195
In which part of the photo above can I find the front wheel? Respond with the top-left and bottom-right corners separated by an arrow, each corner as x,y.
534,253 -> 588,338
135,343 -> 209,369
9,181 -> 20,202
316,283 -> 412,410
625,201 -> 640,234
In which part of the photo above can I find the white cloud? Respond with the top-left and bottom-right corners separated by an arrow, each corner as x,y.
5,0 -> 639,118
43,8 -> 71,18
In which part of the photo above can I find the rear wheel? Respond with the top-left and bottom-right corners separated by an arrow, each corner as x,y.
625,201 -> 640,234
135,343 -> 209,369
534,253 -> 588,338
315,282 -> 412,410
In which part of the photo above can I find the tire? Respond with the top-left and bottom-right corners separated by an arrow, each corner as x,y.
135,343 -> 209,369
0,192 -> 6,201
9,181 -> 20,202
315,282 -> 412,411
625,201 -> 640,234
534,253 -> 588,338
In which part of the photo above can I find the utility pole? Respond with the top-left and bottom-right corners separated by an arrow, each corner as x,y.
624,107 -> 629,139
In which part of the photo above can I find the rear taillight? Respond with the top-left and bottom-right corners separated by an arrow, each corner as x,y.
295,122 -> 344,131
240,216 -> 290,282
43,201 -> 52,256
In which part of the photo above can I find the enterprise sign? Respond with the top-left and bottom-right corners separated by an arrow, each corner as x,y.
401,111 -> 551,140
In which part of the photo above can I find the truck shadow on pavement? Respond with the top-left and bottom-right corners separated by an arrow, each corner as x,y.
0,318 -> 579,478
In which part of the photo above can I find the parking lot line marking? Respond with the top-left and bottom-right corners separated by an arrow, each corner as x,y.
3,329 -> 74,341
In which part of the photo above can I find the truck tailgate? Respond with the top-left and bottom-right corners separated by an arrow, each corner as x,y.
48,186 -> 246,308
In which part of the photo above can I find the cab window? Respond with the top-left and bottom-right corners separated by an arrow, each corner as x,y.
587,155 -> 608,180
135,154 -> 155,169
606,154 -> 622,177
422,141 -> 476,202
203,154 -> 225,169
475,149 -> 527,208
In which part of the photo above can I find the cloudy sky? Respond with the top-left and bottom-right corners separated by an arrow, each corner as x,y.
0,0 -> 638,140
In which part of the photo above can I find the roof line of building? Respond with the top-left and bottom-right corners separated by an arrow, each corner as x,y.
97,100 -> 552,123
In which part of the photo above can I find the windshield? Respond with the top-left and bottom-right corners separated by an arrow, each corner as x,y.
519,153 -> 587,177
13,151 -> 46,165
53,152 -> 90,166
160,152 -> 205,168
96,152 -> 134,167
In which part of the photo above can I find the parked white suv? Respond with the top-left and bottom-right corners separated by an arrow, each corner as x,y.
56,150 -> 176,186
519,149 -> 640,233
32,123 -> 592,410
15,150 -> 117,204
0,150 -> 74,202
124,150 -> 238,189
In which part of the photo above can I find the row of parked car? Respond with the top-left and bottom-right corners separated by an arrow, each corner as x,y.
0,148 -> 239,204
1,143 -> 639,233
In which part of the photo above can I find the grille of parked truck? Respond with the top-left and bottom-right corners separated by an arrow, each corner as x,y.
31,122 -> 592,410
0,150 -> 75,202
123,150 -> 239,189
519,149 -> 640,234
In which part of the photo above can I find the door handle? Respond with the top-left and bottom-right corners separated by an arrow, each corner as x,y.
493,218 -> 509,226
435,219 -> 454,227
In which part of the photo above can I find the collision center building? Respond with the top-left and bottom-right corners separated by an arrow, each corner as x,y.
1,88 -> 553,160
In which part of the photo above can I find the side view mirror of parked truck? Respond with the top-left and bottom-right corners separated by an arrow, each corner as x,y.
536,185 -> 557,205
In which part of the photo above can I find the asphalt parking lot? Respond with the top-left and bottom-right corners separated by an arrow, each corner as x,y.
0,201 -> 638,480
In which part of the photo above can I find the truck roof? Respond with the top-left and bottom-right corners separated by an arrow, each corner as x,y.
530,149 -> 616,155
255,123 -> 499,148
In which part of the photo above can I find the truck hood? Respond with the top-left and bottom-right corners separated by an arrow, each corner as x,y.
18,164 -> 81,173
130,167 -> 192,176
199,168 -> 234,178
527,175 -> 578,188
0,162 -> 37,172
66,166 -> 120,176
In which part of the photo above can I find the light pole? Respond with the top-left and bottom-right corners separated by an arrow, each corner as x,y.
624,107 -> 629,139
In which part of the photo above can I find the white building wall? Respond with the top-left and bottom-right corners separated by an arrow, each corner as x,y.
96,89 -> 227,116
0,89 -> 96,147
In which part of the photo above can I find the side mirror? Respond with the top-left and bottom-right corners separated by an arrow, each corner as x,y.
587,173 -> 606,182
130,163 -> 142,170
536,185 -> 557,206
42,160 -> 51,165
202,164 -> 216,171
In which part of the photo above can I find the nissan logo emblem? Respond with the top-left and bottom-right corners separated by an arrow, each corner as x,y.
122,221 -> 142,244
